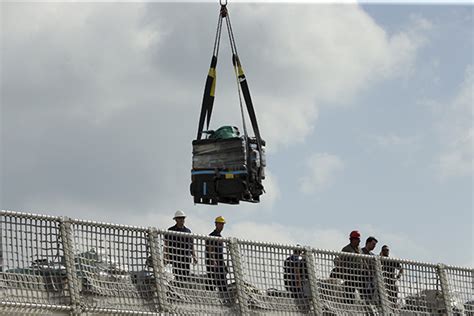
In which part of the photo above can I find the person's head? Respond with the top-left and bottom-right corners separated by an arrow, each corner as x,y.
380,245 -> 390,257
214,216 -> 226,233
294,244 -> 303,255
365,236 -> 378,251
173,210 -> 186,227
349,230 -> 361,247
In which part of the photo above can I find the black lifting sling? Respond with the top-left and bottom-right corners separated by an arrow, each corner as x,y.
191,1 -> 265,205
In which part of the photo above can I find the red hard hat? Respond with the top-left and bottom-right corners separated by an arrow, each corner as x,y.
350,230 -> 361,239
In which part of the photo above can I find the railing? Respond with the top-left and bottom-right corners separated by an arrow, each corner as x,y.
0,210 -> 472,315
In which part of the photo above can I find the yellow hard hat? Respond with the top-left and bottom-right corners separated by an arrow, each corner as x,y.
215,216 -> 226,224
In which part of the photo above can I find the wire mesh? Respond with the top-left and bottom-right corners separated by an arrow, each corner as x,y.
1,210 -> 473,315
311,249 -> 381,315
0,212 -> 71,308
445,266 -> 474,315
237,241 -> 312,314
158,229 -> 238,314
70,221 -> 155,312
390,260 -> 446,315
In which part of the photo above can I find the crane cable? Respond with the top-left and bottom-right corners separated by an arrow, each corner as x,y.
196,1 -> 264,184
222,5 -> 249,141
221,4 -> 264,159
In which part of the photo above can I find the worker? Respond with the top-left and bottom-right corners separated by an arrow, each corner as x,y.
361,236 -> 378,255
164,210 -> 197,282
342,230 -> 362,254
331,230 -> 362,277
205,216 -> 228,297
283,246 -> 308,298
380,245 -> 403,307
360,236 -> 378,302
331,230 -> 364,304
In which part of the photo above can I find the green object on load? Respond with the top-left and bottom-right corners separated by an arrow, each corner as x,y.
208,126 -> 240,139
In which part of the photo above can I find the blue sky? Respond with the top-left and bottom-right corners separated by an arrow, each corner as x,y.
1,2 -> 472,267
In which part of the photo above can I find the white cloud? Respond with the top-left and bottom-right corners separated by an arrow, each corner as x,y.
225,221 -> 427,261
221,4 -> 429,149
299,153 -> 345,193
1,3 -> 445,265
437,128 -> 473,178
227,222 -> 295,245
373,133 -> 417,148
226,221 -> 347,251
434,65 -> 473,179
259,97 -> 318,152
358,224 -> 432,261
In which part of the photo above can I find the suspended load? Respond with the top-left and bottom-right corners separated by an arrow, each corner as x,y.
190,2 -> 266,205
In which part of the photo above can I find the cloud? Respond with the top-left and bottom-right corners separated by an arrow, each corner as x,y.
1,3 -> 427,227
433,65 -> 473,179
226,221 -> 347,251
225,221 -> 427,262
358,224 -> 431,261
437,130 -> 473,178
202,4 -> 429,149
372,133 -> 418,149
299,153 -> 345,194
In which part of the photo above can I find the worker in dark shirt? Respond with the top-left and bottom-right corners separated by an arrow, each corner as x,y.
361,236 -> 378,255
380,245 -> 403,306
205,216 -> 228,296
283,246 -> 307,298
332,230 -> 361,277
360,236 -> 378,302
332,230 -> 363,304
341,231 -> 361,254
164,210 -> 197,282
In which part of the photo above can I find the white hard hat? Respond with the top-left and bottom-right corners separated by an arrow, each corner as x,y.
173,210 -> 186,219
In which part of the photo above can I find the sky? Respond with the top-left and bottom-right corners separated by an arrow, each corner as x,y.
1,2 -> 472,267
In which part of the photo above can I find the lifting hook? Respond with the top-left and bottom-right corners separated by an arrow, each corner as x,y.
220,0 -> 228,17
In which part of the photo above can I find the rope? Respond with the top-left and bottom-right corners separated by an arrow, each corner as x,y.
225,12 -> 239,57
203,4 -> 250,140
224,13 -> 249,140
212,13 -> 223,58
232,60 -> 249,139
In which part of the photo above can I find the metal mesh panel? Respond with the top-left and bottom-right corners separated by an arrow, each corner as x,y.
158,230 -> 238,314
1,210 -> 473,315
70,221 -> 155,313
377,256 -> 405,314
311,249 -> 381,315
445,266 -> 474,315
389,260 -> 445,315
237,241 -> 312,314
0,212 -> 71,309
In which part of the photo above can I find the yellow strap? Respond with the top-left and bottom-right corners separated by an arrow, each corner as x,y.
209,68 -> 216,97
208,67 -> 216,77
237,65 -> 244,77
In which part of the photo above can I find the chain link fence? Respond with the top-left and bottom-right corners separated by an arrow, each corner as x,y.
1,210 -> 472,315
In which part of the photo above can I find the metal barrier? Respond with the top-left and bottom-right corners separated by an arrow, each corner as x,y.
1,210 -> 472,315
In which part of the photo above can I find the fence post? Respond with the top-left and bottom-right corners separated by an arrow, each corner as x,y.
147,227 -> 172,313
374,256 -> 390,315
228,237 -> 249,315
58,217 -> 82,316
437,263 -> 453,316
305,248 -> 323,315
